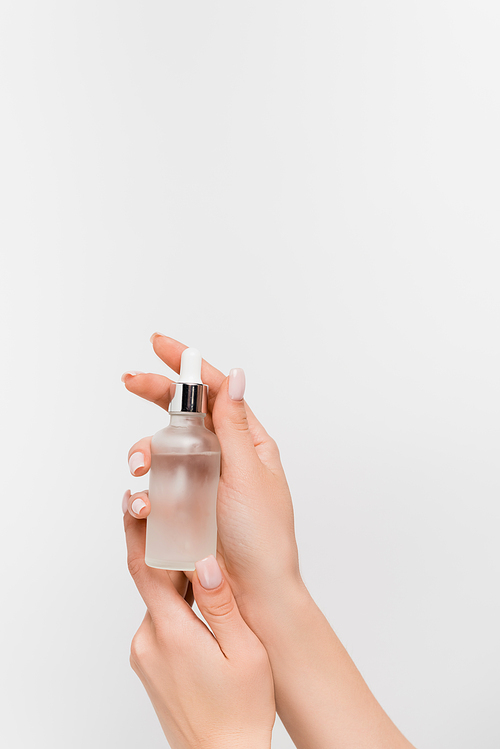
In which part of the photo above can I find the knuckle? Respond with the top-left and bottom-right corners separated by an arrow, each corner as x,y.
130,627 -> 152,668
267,436 -> 280,456
205,594 -> 236,620
127,552 -> 144,579
231,415 -> 250,433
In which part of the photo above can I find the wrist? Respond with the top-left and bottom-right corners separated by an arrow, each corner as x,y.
203,732 -> 272,749
237,571 -> 313,645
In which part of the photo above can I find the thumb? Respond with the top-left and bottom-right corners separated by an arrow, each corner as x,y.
211,368 -> 259,470
193,555 -> 250,653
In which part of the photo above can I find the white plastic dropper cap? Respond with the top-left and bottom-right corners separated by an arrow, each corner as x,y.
178,348 -> 203,384
168,347 -> 208,413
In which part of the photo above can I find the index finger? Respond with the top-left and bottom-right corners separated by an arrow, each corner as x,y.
150,334 -> 225,411
121,371 -> 174,413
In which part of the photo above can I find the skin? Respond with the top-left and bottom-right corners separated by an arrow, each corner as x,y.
123,333 -> 416,749
123,514 -> 275,749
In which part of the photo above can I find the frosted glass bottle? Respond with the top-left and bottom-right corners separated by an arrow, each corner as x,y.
144,348 -> 220,571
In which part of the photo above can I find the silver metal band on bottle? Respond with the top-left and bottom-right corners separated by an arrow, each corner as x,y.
169,382 -> 209,414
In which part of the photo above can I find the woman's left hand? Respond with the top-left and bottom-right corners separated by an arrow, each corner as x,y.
123,506 -> 275,749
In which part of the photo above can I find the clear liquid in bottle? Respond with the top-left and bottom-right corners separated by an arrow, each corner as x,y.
145,449 -> 220,571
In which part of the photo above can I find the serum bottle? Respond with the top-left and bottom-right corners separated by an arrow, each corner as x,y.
145,348 -> 220,571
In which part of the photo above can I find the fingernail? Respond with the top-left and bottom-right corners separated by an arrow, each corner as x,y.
228,368 -> 246,401
131,497 -> 146,515
122,489 -> 131,514
195,555 -> 223,589
128,452 -> 145,475
121,370 -> 144,382
150,332 -> 165,343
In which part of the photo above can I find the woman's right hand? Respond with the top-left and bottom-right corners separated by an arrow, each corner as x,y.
122,333 -> 304,622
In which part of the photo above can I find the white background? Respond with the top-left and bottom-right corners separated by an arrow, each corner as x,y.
1,2 -> 499,748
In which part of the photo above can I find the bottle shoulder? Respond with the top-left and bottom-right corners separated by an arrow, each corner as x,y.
151,423 -> 220,454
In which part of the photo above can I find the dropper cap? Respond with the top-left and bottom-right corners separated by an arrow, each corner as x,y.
168,348 -> 209,414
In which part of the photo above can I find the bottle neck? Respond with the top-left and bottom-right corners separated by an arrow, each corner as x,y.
169,412 -> 206,428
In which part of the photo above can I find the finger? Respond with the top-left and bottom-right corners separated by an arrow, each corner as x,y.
150,333 -> 225,412
123,509 -> 189,624
168,570 -> 190,599
121,371 -> 174,413
152,334 -> 267,438
122,489 -> 131,514
212,369 -> 279,469
123,494 -> 190,600
124,369 -> 215,432
127,490 -> 151,519
193,555 -> 251,654
128,436 -> 153,477
211,371 -> 261,475
126,334 -> 268,444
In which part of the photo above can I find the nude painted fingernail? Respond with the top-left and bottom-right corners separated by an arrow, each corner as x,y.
122,489 -> 131,514
195,555 -> 223,589
128,452 -> 145,475
131,498 -> 146,515
150,332 -> 165,343
121,370 -> 144,382
228,368 -> 246,401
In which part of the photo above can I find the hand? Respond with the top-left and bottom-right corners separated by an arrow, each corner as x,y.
124,508 -> 275,749
123,334 -> 415,749
122,333 -> 303,623
122,489 -> 195,605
